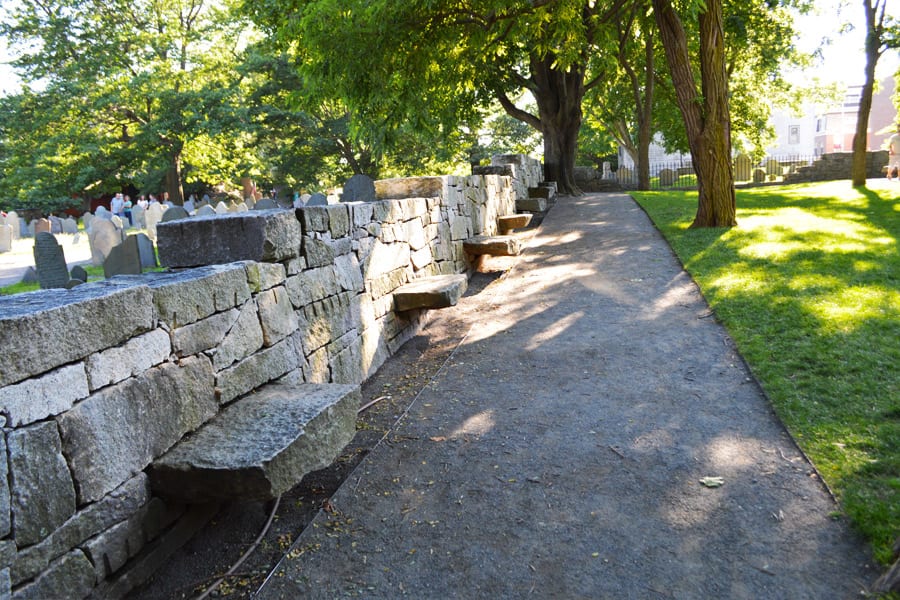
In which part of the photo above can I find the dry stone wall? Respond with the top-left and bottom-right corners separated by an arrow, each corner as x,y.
0,159 -> 542,599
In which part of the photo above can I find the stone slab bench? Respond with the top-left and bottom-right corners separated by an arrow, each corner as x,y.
498,214 -> 532,235
393,274 -> 468,311
463,235 -> 522,257
149,382 -> 359,503
516,197 -> 547,212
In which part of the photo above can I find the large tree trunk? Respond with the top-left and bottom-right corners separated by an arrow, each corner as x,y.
851,0 -> 882,187
531,54 -> 585,195
165,148 -> 185,205
653,0 -> 736,227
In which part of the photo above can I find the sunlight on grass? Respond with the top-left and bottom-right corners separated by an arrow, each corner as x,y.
633,180 -> 900,564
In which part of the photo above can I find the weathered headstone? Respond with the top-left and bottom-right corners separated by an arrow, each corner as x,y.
145,203 -> 165,242
34,218 -> 52,235
111,215 -> 125,230
0,224 -> 12,253
19,266 -> 38,284
227,203 -> 240,213
161,205 -> 190,222
94,206 -> 112,221
196,205 -> 216,217
236,202 -> 249,212
7,211 -> 20,240
62,216 -> 78,234
65,279 -> 84,289
214,202 -> 229,215
26,221 -> 35,237
131,204 -> 145,229
244,197 -> 255,210
70,265 -> 88,283
252,198 -> 277,210
33,232 -> 70,289
48,215 -> 63,234
341,174 -> 376,203
88,218 -> 123,266
103,234 -> 142,278
183,199 -> 195,213
17,216 -> 28,238
734,154 -> 752,181
306,193 -> 328,206
82,212 -> 94,232
135,232 -> 157,268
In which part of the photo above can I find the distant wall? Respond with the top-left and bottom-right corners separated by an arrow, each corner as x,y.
0,157 -> 543,599
783,151 -> 889,184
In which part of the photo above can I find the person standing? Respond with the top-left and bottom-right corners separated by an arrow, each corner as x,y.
111,193 -> 125,218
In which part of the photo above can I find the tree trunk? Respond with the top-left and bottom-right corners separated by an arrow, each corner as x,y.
653,0 -> 736,227
165,148 -> 185,205
851,0 -> 882,187
636,31 -> 655,191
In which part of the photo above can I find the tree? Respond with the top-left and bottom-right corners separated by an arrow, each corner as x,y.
247,0 -> 638,195
652,0 -> 736,227
0,0 -> 253,205
851,0 -> 899,187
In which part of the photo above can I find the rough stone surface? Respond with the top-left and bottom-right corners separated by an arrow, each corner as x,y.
85,329 -> 171,391
306,193 -> 327,206
157,210 -> 301,267
171,309 -> 239,357
341,174 -> 376,203
11,474 -> 149,585
285,267 -> 341,308
103,233 -> 143,278
150,383 -> 359,502
150,264 -> 251,328
135,232 -> 158,269
498,213 -> 532,234
375,176 -> 444,200
13,550 -> 94,600
245,262 -> 286,293
160,205 -> 190,222
393,274 -> 468,311
215,337 -> 301,405
210,301 -> 264,370
88,219 -> 123,266
81,504 -> 149,581
256,286 -> 298,347
0,284 -> 154,388
57,357 -> 217,504
516,197 -> 547,212
8,422 -> 77,547
0,437 -> 9,538
463,235 -> 522,256
362,241 -> 411,279
33,232 -> 69,290
0,363 -> 90,427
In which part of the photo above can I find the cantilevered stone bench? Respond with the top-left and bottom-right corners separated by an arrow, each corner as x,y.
463,235 -> 522,257
498,214 -> 532,235
149,383 -> 359,503
393,274 -> 468,311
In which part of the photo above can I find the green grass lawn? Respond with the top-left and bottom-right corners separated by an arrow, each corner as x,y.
0,264 -> 107,295
632,180 -> 900,565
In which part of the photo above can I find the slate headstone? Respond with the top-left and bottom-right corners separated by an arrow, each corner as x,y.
214,202 -> 229,215
19,266 -> 38,284
18,217 -> 29,238
0,224 -> 12,253
48,216 -> 63,234
183,199 -> 195,214
252,198 -> 277,210
70,265 -> 88,283
131,204 -> 145,229
88,218 -> 123,266
27,221 -> 35,237
160,205 -> 190,222
135,232 -> 157,268
306,193 -> 328,206
341,174 -> 376,203
103,234 -> 142,278
65,279 -> 84,289
82,213 -> 94,232
34,218 -> 51,235
7,211 -> 20,240
62,216 -> 78,234
196,205 -> 216,217
33,232 -> 70,289
145,203 -> 165,242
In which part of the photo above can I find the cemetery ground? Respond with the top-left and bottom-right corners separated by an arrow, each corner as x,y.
633,179 -> 900,567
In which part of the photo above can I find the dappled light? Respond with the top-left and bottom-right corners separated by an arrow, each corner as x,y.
448,410 -> 496,439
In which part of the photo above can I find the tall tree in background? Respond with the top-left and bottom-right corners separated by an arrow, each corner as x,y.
851,0 -> 899,187
0,0 -> 251,205
247,0 -> 633,195
653,0 -> 736,227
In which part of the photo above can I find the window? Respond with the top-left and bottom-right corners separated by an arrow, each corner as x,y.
789,125 -> 800,145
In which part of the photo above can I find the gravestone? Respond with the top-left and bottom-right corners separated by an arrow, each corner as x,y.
0,224 -> 12,253
161,205 -> 190,222
88,218 -> 123,266
214,202 -> 229,215
7,211 -> 20,240
227,203 -> 240,213
34,218 -> 52,235
17,217 -> 28,238
306,193 -> 328,206
62,216 -> 78,234
103,234 -> 142,278
235,202 -> 248,212
131,204 -> 145,229
33,232 -> 70,289
196,205 -> 216,217
183,199 -> 195,213
341,174 -> 376,203
602,162 -> 613,180
19,267 -> 38,284
65,279 -> 84,289
145,203 -> 165,242
244,197 -> 255,210
734,154 -> 752,181
135,232 -> 157,268
48,216 -> 63,234
70,265 -> 88,283
111,215 -> 124,230
658,168 -> 676,187
27,221 -> 35,238
253,198 -> 277,210
82,212 -> 94,232
94,206 -> 112,221
201,194 -> 211,205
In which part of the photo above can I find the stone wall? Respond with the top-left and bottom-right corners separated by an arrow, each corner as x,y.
783,151 -> 889,184
0,160 -> 542,599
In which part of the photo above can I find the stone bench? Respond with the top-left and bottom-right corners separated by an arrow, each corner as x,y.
517,182 -> 557,212
463,235 -> 522,257
149,382 -> 359,503
498,214 -> 532,234
393,274 -> 468,311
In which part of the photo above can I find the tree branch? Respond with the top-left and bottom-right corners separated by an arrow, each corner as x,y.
496,91 -> 541,131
